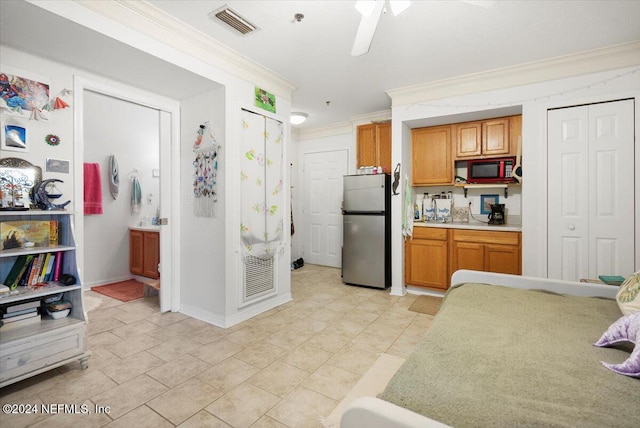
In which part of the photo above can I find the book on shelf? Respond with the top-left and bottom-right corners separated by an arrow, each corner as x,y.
38,253 -> 52,283
53,251 -> 62,282
2,299 -> 41,313
45,254 -> 57,281
18,258 -> 35,287
0,314 -> 41,331
2,309 -> 39,322
3,254 -> 33,289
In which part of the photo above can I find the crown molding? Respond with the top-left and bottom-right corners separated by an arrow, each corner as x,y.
72,0 -> 296,99
294,121 -> 353,141
350,109 -> 392,126
387,41 -> 640,106
293,109 -> 393,141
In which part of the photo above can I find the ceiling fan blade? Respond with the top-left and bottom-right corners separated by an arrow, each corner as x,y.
351,0 -> 384,56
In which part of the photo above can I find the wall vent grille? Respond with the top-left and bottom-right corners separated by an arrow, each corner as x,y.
209,6 -> 258,35
243,254 -> 275,301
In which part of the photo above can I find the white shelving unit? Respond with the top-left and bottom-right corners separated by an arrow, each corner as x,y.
0,211 -> 90,388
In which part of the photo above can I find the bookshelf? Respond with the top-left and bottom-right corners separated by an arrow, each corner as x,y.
0,211 -> 90,388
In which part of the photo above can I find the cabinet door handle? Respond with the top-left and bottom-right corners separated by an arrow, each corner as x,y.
568,224 -> 575,231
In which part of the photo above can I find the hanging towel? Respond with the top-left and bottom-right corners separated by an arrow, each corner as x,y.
131,177 -> 142,213
83,163 -> 103,215
402,175 -> 413,239
109,155 -> 119,200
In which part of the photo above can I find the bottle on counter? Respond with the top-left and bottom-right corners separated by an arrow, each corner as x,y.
414,195 -> 423,221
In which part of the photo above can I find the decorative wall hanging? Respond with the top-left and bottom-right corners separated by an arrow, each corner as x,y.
109,155 -> 119,200
254,87 -> 276,113
0,71 -> 50,121
45,158 -> 69,174
45,134 -> 60,146
193,121 -> 220,218
1,120 -> 28,152
45,88 -> 73,111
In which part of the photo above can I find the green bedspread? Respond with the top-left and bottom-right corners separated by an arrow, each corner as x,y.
379,283 -> 640,427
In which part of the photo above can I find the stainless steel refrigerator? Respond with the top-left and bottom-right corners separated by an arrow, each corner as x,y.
342,174 -> 391,289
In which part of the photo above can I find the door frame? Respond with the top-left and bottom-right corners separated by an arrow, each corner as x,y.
73,76 -> 181,312
301,148 -> 349,266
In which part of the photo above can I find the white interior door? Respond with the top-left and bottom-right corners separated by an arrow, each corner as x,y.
302,150 -> 348,267
548,99 -> 635,280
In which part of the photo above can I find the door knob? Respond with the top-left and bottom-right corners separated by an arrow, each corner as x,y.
568,224 -> 575,230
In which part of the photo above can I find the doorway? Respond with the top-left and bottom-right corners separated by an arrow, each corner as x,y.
302,150 -> 349,267
75,77 -> 179,312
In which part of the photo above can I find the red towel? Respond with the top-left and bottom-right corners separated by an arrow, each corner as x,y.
84,163 -> 103,214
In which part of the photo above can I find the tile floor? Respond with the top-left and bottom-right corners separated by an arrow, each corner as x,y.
0,264 -> 432,427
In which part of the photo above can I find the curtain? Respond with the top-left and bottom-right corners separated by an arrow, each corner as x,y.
240,110 -> 284,256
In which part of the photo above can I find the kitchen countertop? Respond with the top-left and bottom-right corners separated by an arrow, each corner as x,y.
414,218 -> 521,232
129,225 -> 160,232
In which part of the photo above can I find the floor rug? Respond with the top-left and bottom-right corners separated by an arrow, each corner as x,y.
408,295 -> 443,316
321,353 -> 406,428
91,279 -> 144,302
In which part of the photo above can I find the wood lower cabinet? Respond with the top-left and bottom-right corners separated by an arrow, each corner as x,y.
450,229 -> 521,276
405,227 -> 449,291
405,227 -> 521,291
412,125 -> 453,186
357,122 -> 391,173
130,229 -> 160,279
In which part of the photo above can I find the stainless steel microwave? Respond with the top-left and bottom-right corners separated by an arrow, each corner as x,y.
467,157 -> 515,183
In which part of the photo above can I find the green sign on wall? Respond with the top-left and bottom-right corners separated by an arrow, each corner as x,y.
254,87 -> 276,113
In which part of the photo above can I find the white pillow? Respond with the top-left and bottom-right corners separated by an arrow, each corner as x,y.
617,271 -> 640,316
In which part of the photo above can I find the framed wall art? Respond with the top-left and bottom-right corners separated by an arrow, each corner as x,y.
1,120 -> 28,152
480,194 -> 499,215
0,68 -> 50,120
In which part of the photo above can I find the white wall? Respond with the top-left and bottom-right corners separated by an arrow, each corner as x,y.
390,66 -> 640,294
83,91 -> 160,286
179,87 -> 227,319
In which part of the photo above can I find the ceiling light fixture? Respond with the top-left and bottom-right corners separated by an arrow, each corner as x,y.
290,112 -> 308,125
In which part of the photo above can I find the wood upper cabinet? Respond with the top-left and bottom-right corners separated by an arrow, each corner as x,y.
450,229 -> 521,276
456,122 -> 482,158
455,116 -> 520,159
130,229 -> 160,279
405,228 -> 449,290
412,125 -> 453,186
357,122 -> 391,173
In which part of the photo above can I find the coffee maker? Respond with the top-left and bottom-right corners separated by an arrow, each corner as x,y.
488,204 -> 505,225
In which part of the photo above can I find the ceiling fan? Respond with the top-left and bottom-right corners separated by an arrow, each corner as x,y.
351,0 -> 495,56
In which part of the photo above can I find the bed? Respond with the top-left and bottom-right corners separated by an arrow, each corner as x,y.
341,270 -> 640,428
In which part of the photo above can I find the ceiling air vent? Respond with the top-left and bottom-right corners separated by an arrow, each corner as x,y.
209,6 -> 258,36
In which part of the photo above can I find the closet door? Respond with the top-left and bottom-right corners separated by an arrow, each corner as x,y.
547,99 -> 635,281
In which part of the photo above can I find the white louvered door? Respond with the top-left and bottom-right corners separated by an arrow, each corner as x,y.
547,99 -> 635,281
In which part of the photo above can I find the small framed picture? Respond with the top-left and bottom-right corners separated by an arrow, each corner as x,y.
1,120 -> 28,152
480,194 -> 499,215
